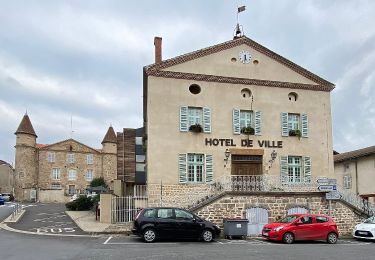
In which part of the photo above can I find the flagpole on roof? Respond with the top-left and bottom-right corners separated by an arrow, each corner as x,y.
234,5 -> 246,39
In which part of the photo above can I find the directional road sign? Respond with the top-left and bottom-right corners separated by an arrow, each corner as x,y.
318,185 -> 337,192
317,178 -> 337,185
326,191 -> 341,200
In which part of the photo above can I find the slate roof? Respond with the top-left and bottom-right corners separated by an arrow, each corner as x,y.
15,114 -> 37,137
334,146 -> 375,163
102,126 -> 117,144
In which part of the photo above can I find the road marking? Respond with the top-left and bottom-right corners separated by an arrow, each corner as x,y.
103,236 -> 112,244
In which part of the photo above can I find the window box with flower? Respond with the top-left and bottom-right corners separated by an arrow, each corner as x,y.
241,126 -> 255,135
189,123 -> 203,133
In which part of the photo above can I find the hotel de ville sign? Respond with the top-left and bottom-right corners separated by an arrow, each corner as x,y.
204,138 -> 283,148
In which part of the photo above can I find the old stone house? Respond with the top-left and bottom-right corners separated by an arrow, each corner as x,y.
14,114 -> 117,202
0,160 -> 14,194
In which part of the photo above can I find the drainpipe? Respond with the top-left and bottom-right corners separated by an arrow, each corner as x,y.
355,159 -> 358,195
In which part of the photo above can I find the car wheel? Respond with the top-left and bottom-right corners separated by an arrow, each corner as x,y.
143,228 -> 156,243
327,232 -> 338,244
202,229 -> 214,242
282,232 -> 295,244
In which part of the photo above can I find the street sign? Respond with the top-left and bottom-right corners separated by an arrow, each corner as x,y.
317,178 -> 337,185
326,191 -> 341,200
318,185 -> 337,192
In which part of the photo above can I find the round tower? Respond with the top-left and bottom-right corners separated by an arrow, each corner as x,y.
14,113 -> 38,201
101,126 -> 117,190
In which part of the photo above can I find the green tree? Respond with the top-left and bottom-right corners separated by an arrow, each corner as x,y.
90,177 -> 107,188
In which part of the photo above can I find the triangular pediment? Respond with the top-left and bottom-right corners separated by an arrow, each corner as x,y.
145,37 -> 334,89
39,139 -> 100,154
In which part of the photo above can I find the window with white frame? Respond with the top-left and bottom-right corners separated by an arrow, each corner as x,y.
52,168 -> 61,180
343,175 -> 352,189
67,153 -> 75,164
86,169 -> 93,181
135,137 -> 142,145
51,183 -> 61,189
188,107 -> 202,127
287,156 -> 302,183
136,163 -> 145,172
187,154 -> 204,183
87,154 -> 94,165
288,114 -> 300,131
240,110 -> 253,129
136,155 -> 145,163
68,185 -> 76,195
47,152 -> 55,163
68,169 -> 77,181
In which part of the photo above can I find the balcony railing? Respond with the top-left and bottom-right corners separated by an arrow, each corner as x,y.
210,175 -> 375,216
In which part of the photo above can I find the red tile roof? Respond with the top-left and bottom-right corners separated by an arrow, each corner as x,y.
334,146 -> 375,163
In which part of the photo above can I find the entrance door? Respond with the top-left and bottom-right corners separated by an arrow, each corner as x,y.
232,163 -> 262,175
246,207 -> 269,236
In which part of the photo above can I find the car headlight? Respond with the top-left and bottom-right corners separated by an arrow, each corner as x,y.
354,224 -> 359,230
273,226 -> 284,232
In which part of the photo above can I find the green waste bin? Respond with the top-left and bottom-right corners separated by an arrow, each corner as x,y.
223,218 -> 248,239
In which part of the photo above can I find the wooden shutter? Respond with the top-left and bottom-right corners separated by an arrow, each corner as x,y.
301,113 -> 308,138
280,156 -> 288,183
205,154 -> 213,183
233,109 -> 240,134
178,154 -> 187,183
254,111 -> 262,136
281,112 -> 289,137
303,156 -> 311,183
203,107 -> 211,133
180,106 -> 188,132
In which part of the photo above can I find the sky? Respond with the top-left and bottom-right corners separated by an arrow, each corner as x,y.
0,0 -> 374,164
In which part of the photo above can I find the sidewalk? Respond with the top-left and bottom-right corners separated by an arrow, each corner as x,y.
65,210 -> 132,234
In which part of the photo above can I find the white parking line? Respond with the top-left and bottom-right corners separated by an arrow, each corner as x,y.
103,236 -> 112,244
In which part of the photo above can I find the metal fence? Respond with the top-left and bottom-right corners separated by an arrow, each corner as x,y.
10,202 -> 22,220
212,175 -> 375,216
111,196 -> 148,223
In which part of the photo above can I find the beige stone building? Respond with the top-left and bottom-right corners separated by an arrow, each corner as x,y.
14,114 -> 117,202
138,35 -> 375,236
334,146 -> 375,204
0,160 -> 14,194
144,36 -> 335,205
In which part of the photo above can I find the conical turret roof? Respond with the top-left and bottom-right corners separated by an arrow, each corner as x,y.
101,126 -> 117,144
15,114 -> 37,137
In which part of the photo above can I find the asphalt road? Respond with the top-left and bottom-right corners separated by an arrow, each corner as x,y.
0,202 -> 15,222
8,203 -> 86,235
0,229 -> 374,260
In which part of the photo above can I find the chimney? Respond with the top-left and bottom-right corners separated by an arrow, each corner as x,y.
154,36 -> 162,64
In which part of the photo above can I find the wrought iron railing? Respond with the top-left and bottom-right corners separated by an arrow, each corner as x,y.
207,175 -> 375,216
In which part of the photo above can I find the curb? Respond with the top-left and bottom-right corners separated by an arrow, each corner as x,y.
4,210 -> 26,223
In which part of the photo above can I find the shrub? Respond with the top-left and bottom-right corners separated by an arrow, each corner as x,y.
90,177 -> 107,188
65,195 -> 94,211
189,123 -> 203,133
241,126 -> 255,135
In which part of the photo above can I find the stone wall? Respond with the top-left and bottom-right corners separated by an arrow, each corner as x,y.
148,183 -> 213,208
193,192 -> 364,236
39,189 -> 67,203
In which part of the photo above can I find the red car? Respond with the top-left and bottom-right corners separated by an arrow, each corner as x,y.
262,214 -> 339,244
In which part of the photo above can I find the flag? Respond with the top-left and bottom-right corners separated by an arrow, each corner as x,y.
238,5 -> 246,13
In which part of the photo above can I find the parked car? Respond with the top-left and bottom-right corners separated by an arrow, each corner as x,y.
132,207 -> 221,243
262,214 -> 339,244
0,193 -> 14,202
353,216 -> 375,240
0,195 -> 4,205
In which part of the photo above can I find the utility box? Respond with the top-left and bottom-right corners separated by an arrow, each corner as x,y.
223,219 -> 248,239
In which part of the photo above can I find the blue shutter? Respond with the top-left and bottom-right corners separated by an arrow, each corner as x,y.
233,109 -> 240,134
178,154 -> 187,183
280,156 -> 288,183
203,107 -> 211,133
180,106 -> 188,132
205,154 -> 213,183
301,113 -> 308,138
304,156 -> 311,183
281,112 -> 289,137
254,111 -> 262,136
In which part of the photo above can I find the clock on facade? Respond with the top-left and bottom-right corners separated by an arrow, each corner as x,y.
239,50 -> 251,64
